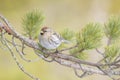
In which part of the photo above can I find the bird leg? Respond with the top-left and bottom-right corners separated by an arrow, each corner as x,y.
55,49 -> 59,53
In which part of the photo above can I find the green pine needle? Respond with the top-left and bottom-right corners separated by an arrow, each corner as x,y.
22,10 -> 45,39
61,28 -> 75,41
77,23 -> 103,50
105,16 -> 120,40
76,52 -> 88,60
70,48 -> 87,60
105,43 -> 120,62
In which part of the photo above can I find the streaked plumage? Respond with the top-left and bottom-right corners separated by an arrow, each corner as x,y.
39,27 -> 69,49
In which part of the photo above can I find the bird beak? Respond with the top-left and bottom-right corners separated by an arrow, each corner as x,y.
40,31 -> 44,35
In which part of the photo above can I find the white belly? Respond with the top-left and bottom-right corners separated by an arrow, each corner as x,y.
39,35 -> 61,49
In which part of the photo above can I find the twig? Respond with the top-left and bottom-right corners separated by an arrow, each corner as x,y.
34,49 -> 54,62
107,37 -> 111,46
12,36 -> 40,62
21,40 -> 25,55
97,66 -> 116,80
59,45 -> 78,52
96,48 -> 104,55
73,68 -> 87,78
73,64 -> 92,78
1,34 -> 40,80
114,54 -> 120,63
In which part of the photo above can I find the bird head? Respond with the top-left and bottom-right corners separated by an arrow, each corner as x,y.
40,27 -> 53,36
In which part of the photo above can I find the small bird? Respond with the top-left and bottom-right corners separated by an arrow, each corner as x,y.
39,27 -> 69,50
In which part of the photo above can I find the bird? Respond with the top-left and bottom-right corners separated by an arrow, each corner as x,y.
39,27 -> 69,50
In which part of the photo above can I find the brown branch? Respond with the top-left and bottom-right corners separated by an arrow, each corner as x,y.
0,14 -> 120,80
12,36 -> 40,62
97,66 -> 116,80
0,15 -> 102,67
96,48 -> 104,55
1,32 -> 40,80
59,45 -> 78,52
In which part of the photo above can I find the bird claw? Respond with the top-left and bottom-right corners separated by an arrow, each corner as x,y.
43,53 -> 50,58
55,49 -> 59,53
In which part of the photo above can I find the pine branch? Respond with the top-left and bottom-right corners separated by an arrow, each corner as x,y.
22,10 -> 44,39
0,14 -> 120,80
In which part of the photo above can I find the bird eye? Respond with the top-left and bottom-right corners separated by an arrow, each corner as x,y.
40,32 -> 44,35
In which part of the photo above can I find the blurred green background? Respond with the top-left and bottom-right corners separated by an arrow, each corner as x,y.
0,0 -> 120,80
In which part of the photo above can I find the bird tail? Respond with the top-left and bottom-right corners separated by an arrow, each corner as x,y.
62,39 -> 70,44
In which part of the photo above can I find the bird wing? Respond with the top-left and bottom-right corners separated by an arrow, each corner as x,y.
53,32 -> 70,44
48,32 -> 61,46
